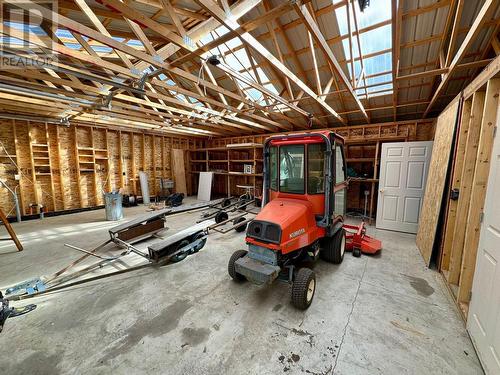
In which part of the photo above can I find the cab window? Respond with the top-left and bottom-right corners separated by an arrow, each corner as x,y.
279,144 -> 304,194
269,146 -> 278,191
308,143 -> 326,194
335,144 -> 345,184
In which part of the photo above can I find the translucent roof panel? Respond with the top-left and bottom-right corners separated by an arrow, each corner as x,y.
198,31 -> 280,106
334,0 -> 393,98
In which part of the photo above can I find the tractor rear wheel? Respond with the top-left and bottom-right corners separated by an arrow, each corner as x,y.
321,228 -> 345,264
291,268 -> 316,310
228,250 -> 247,281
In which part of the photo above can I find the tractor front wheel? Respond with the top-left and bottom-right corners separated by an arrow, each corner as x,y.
291,268 -> 316,310
228,250 -> 247,281
321,228 -> 346,264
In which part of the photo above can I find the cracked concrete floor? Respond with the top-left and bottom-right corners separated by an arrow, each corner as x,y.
0,201 -> 483,374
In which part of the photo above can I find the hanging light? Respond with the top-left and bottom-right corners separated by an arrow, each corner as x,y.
358,0 -> 370,12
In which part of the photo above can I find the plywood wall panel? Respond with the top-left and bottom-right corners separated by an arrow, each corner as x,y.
0,121 -> 195,218
144,135 -> 154,194
14,121 -> 36,212
107,130 -> 121,192
0,120 -> 17,215
416,101 -> 460,265
59,126 -> 80,209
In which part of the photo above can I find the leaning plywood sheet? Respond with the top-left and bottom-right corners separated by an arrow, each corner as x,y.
171,149 -> 187,195
416,101 -> 460,265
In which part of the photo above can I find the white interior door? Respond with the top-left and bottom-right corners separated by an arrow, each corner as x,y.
467,110 -> 500,375
376,141 -> 433,233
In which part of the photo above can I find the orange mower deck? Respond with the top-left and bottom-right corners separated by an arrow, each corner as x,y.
343,222 -> 382,255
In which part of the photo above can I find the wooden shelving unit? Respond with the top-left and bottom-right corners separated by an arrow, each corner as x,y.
28,123 -> 56,211
189,144 -> 263,197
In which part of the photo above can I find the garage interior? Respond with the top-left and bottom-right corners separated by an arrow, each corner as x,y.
0,0 -> 499,374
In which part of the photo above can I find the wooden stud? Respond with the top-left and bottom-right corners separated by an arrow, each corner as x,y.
11,120 -> 26,215
152,135 -> 157,196
45,122 -> 57,211
440,97 -> 472,270
130,132 -> 137,195
73,125 -> 84,208
447,91 -> 486,284
118,130 -> 124,190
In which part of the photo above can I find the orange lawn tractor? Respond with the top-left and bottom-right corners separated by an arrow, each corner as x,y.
228,130 -> 350,309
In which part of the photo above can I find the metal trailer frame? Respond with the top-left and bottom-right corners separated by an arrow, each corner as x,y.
4,199 -> 225,300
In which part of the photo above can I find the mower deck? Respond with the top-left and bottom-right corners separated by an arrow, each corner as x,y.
344,222 -> 382,255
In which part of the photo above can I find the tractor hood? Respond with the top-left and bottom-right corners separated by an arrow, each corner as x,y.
247,198 -> 323,254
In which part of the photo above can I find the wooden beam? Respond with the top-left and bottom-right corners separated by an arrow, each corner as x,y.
293,2 -> 368,122
440,97 -> 472,270
391,0 -> 402,121
195,0 -> 347,125
445,0 -> 464,67
424,0 -> 497,116
447,91 -> 486,284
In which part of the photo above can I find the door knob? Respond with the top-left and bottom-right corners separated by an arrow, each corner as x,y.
379,189 -> 385,193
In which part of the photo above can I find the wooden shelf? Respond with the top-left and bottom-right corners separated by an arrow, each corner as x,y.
226,143 -> 262,148
191,171 -> 262,177
189,143 -> 262,197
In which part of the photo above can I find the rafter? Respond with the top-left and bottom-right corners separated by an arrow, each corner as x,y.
424,0 -> 497,116
293,2 -> 368,122
196,0 -> 346,125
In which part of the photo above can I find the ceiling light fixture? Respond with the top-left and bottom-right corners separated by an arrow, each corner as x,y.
358,0 -> 370,12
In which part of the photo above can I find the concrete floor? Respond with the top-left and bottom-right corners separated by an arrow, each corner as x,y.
0,200 -> 483,375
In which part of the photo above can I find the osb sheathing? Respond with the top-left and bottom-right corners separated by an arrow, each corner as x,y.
0,120 -> 196,217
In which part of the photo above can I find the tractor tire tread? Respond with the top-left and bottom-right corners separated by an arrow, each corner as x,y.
291,268 -> 315,310
321,229 -> 345,264
228,250 -> 247,281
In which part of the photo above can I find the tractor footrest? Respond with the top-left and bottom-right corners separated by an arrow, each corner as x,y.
235,257 -> 281,285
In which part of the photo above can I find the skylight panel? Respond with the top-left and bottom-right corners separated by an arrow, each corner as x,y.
334,0 -> 393,98
359,24 -> 392,55
354,0 -> 391,28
